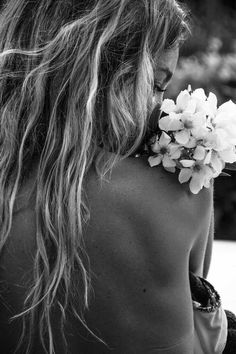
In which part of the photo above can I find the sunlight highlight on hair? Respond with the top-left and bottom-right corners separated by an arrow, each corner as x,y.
0,0 -> 189,352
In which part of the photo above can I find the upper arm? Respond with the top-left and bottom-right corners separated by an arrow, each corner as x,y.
203,207 -> 214,278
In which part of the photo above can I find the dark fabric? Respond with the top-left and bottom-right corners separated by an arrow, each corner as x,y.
223,310 -> 236,354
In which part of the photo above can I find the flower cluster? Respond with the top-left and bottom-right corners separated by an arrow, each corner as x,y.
148,87 -> 236,194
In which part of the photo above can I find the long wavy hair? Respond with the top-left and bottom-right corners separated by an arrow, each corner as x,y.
0,0 -> 189,352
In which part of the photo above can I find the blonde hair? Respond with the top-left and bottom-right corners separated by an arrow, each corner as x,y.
0,0 -> 189,352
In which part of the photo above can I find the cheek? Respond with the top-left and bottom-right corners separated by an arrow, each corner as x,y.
152,92 -> 164,108
148,101 -> 162,133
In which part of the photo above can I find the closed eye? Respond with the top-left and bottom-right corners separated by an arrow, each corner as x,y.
153,84 -> 167,93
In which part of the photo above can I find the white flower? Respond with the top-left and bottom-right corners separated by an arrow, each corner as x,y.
184,136 -> 198,149
147,85 -> 236,194
193,145 -> 206,161
191,88 -> 207,101
159,110 -> 208,145
203,127 -> 229,151
159,112 -> 183,132
218,146 -> 236,164
148,132 -> 182,172
178,160 -> 213,194
217,99 -> 236,116
204,150 -> 225,177
174,112 -> 207,145
191,89 -> 218,117
160,89 -> 209,145
161,89 -> 197,115
191,88 -> 208,113
206,92 -> 218,117
213,100 -> 236,145
161,99 -> 176,114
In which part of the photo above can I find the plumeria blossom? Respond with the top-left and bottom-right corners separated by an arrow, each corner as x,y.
178,159 -> 213,194
161,89 -> 196,115
174,112 -> 208,145
148,132 -> 182,172
147,86 -> 236,194
213,100 -> 236,145
160,89 -> 209,146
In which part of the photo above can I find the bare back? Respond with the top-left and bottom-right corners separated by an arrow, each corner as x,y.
0,154 -> 213,353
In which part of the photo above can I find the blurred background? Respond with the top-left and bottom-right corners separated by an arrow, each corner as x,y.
168,0 -> 236,240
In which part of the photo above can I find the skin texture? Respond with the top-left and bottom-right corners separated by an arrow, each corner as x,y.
81,155 -> 213,353
0,155 -> 214,354
0,49 -> 214,353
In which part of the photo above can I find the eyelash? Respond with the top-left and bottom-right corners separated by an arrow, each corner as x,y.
153,84 -> 167,93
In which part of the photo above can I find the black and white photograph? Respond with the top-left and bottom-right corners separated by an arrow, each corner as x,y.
0,1 -> 236,353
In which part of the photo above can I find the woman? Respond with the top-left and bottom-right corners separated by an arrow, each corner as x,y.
0,0 -> 228,353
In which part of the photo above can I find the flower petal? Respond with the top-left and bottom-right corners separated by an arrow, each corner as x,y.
203,165 -> 214,180
169,144 -> 182,159
175,130 -> 190,145
159,131 -> 171,146
211,154 -> 224,176
192,88 -> 207,101
214,112 -> 227,127
159,114 -> 183,132
151,141 -> 161,154
219,148 -> 236,163
148,155 -> 162,167
178,168 -> 192,184
180,159 -> 195,168
193,111 -> 207,127
204,179 -> 211,188
162,155 -> 176,168
176,90 -> 191,111
158,115 -> 171,132
204,150 -> 212,164
191,89 -> 208,113
191,126 -> 208,140
193,145 -> 206,161
189,172 -> 204,194
184,137 -> 197,148
161,99 -> 176,114
164,166 -> 176,173
205,129 -> 229,151
218,100 -> 236,115
206,92 -> 218,116
185,98 -> 197,114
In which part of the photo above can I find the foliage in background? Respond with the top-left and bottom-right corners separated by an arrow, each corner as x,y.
168,0 -> 236,239
168,38 -> 236,105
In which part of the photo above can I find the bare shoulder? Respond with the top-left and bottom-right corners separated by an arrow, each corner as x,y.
84,155 -> 213,351
85,154 -> 213,264
86,154 -> 213,242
